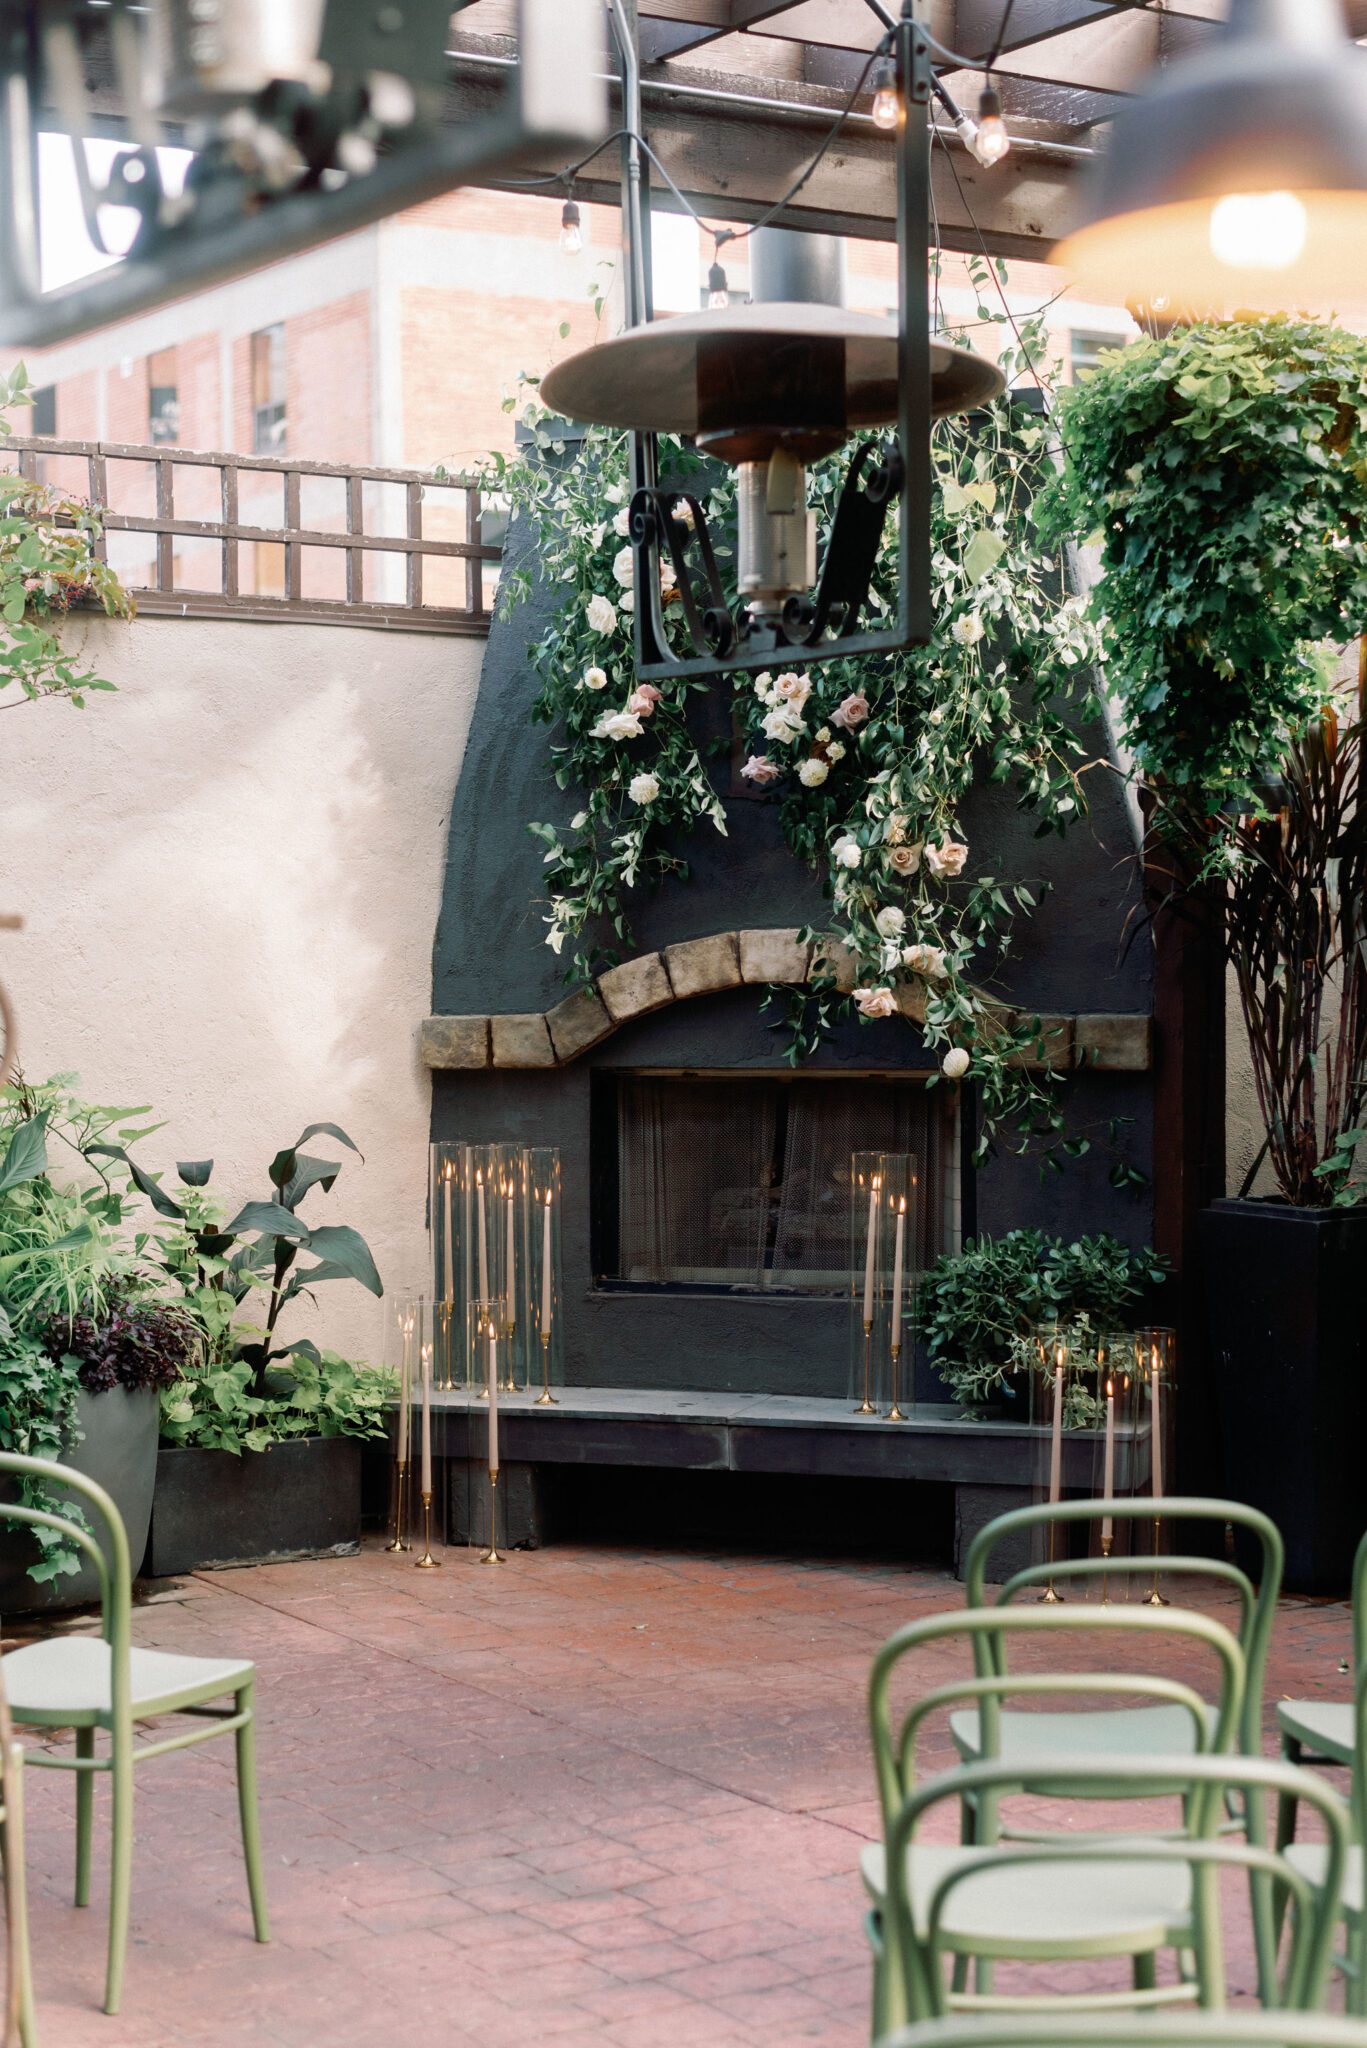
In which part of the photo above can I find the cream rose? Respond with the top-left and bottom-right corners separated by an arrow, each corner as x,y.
926,838 -> 969,879
628,772 -> 660,805
886,844 -> 921,875
830,691 -> 870,731
586,594 -> 618,634
854,987 -> 898,1020
592,708 -> 644,741
832,836 -> 862,870
612,507 -> 631,538
611,544 -> 635,589
875,905 -> 906,939
942,1046 -> 971,1079
902,943 -> 949,979
581,665 -> 609,692
774,671 -> 811,708
762,704 -> 805,745
798,757 -> 829,788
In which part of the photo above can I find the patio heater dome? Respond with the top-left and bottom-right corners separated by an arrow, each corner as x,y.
1054,0 -> 1367,315
541,300 -> 1002,617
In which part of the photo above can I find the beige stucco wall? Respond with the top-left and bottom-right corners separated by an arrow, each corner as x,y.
0,611 -> 481,1363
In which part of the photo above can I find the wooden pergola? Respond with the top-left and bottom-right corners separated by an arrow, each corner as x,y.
450,1 -> 1367,257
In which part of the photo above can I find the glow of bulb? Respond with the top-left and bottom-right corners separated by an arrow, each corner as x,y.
1208,190 -> 1307,272
975,115 -> 1010,166
872,84 -> 899,131
559,198 -> 582,255
707,259 -> 729,310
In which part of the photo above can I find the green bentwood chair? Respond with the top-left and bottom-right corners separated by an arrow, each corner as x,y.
0,1453 -> 269,2017
876,2012 -> 1367,2048
880,1754 -> 1347,2030
959,1496 -> 1285,2001
0,1667 -> 37,2048
865,1603 -> 1248,2036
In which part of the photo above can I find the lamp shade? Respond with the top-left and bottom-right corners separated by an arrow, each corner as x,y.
540,301 -> 1003,464
1054,0 -> 1367,314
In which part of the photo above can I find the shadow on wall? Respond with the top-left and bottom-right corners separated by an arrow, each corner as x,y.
0,610 -> 484,1360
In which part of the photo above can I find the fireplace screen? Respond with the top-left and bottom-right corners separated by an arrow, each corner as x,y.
596,1072 -> 957,1294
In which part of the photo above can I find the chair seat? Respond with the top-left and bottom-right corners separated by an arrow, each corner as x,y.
861,1840 -> 1191,1957
950,1702 -> 1212,1773
1278,1700 -> 1354,1767
1284,1843 -> 1363,1920
2,1636 -> 253,1725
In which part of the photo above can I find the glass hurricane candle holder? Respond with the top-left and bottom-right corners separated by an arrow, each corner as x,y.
383,1294 -> 427,1553
522,1147 -> 562,1405
877,1153 -> 919,1422
848,1151 -> 886,1415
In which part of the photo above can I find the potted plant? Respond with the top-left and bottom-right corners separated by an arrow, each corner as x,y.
912,1228 -> 1165,1418
0,1082 -> 196,1609
1043,315 -> 1367,1589
94,1123 -> 389,1572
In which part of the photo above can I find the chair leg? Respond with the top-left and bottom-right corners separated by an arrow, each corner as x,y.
1243,1772 -> 1279,2003
3,1758 -> 39,2048
234,1685 -> 269,1944
1133,1950 -> 1158,1995
1275,1736 -> 1302,1854
103,1738 -> 133,2017
74,1729 -> 93,1909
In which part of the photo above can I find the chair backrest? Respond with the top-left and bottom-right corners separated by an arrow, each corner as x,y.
868,1604 -> 1245,1842
875,2011 -> 1367,2048
0,1451 -> 132,1718
882,1753 -> 1349,2020
0,1664 -> 19,2048
963,1497 -> 1283,1755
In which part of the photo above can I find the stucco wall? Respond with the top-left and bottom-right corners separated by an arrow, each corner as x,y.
0,611 -> 482,1363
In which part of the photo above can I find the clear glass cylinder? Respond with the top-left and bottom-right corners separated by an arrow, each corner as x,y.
383,1294 -> 427,1551
523,1147 -> 563,1403
878,1152 -> 919,1421
1135,1324 -> 1177,1504
849,1151 -> 885,1413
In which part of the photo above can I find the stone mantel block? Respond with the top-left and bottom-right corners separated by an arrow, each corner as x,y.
546,986 -> 614,1062
491,1012 -> 555,1068
664,932 -> 742,1001
1076,1013 -> 1153,1072
1004,1013 -> 1074,1071
739,927 -> 812,986
421,1015 -> 490,1069
598,952 -> 672,1024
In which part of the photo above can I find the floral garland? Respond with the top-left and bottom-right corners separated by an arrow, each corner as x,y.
488,320 -> 1107,1160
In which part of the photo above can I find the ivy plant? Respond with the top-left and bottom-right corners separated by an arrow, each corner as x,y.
912,1226 -> 1166,1418
1039,315 -> 1367,806
487,282 -> 1107,1160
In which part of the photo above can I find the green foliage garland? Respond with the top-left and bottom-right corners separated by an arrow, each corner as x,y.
1039,315 -> 1367,804
490,300 -> 1106,1159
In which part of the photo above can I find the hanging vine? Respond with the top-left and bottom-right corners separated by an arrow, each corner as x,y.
485,288 -> 1108,1161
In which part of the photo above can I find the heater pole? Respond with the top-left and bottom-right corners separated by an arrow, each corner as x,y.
895,3 -> 933,647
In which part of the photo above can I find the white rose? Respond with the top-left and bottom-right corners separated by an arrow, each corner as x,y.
875,905 -> 906,939
628,772 -> 660,805
753,672 -> 774,696
942,1047 -> 971,1079
762,704 -> 805,745
854,987 -> 898,1020
672,499 -> 696,529
611,544 -> 635,588
592,709 -> 644,741
902,943 -> 949,979
951,612 -> 985,647
814,727 -> 832,745
774,671 -> 811,708
832,836 -> 861,870
613,508 -> 631,537
603,482 -> 626,506
886,844 -> 921,876
581,665 -> 609,691
798,758 -> 829,788
925,837 -> 969,879
826,740 -> 846,762
586,594 -> 618,633
621,589 -> 635,612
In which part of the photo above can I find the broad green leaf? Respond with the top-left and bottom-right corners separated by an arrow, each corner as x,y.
0,1113 -> 47,1193
963,528 -> 1006,583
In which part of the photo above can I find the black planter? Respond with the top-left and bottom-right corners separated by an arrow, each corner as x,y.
1200,1199 -> 1367,1594
0,1386 -> 160,1614
146,1436 -> 362,1577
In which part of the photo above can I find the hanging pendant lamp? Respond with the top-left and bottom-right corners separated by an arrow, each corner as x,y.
1053,0 -> 1367,315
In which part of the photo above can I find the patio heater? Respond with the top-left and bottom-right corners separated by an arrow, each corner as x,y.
0,0 -> 607,346
539,4 -> 1004,684
1054,0 -> 1367,315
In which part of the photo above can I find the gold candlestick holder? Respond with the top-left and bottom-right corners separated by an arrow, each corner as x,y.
385,1458 -> 412,1552
855,1319 -> 875,1414
414,1489 -> 441,1568
1141,1515 -> 1169,1605
1039,1521 -> 1065,1602
887,1340 -> 905,1422
478,1468 -> 505,1565
535,1331 -> 557,1405
1100,1530 -> 1114,1605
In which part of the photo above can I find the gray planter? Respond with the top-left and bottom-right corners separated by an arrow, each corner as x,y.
146,1436 -> 362,1577
0,1384 -> 160,1615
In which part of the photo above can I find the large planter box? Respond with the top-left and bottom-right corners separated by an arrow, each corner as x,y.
146,1437 -> 362,1577
0,1385 -> 159,1615
1200,1199 -> 1367,1594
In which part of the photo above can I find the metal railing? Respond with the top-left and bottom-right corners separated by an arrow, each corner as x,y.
1,437 -> 501,634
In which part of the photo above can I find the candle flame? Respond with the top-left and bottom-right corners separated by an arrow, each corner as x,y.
898,1194 -> 907,1213
873,1174 -> 882,1191
1106,1377 -> 1114,1399
1055,1345 -> 1065,1370
476,1168 -> 483,1187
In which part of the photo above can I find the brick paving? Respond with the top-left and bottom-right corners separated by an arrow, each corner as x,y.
6,1539 -> 1357,2048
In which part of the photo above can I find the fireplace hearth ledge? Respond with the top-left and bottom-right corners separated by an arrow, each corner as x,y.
421,925 -> 1153,1073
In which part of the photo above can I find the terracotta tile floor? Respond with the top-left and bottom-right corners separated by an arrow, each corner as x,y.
8,1539 -> 1358,2048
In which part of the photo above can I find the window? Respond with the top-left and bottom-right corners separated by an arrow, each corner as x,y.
250,323 -> 286,452
594,1071 -> 957,1294
148,346 -> 178,444
30,384 -> 55,435
1069,330 -> 1117,382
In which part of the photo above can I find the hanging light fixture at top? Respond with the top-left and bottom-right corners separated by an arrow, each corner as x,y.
1053,0 -> 1367,314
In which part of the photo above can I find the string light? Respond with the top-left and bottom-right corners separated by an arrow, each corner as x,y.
559,195 -> 582,254
869,56 -> 900,133
706,258 -> 730,309
974,82 -> 1010,166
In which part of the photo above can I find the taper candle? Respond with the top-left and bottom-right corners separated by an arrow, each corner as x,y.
862,1174 -> 881,1326
505,1176 -> 516,1334
1049,1360 -> 1064,1505
1101,1377 -> 1116,1542
443,1163 -> 454,1302
420,1341 -> 432,1494
890,1195 -> 907,1351
1150,1344 -> 1163,1500
541,1186 -> 553,1333
476,1169 -> 490,1305
487,1329 -> 500,1475
398,1310 -> 413,1462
